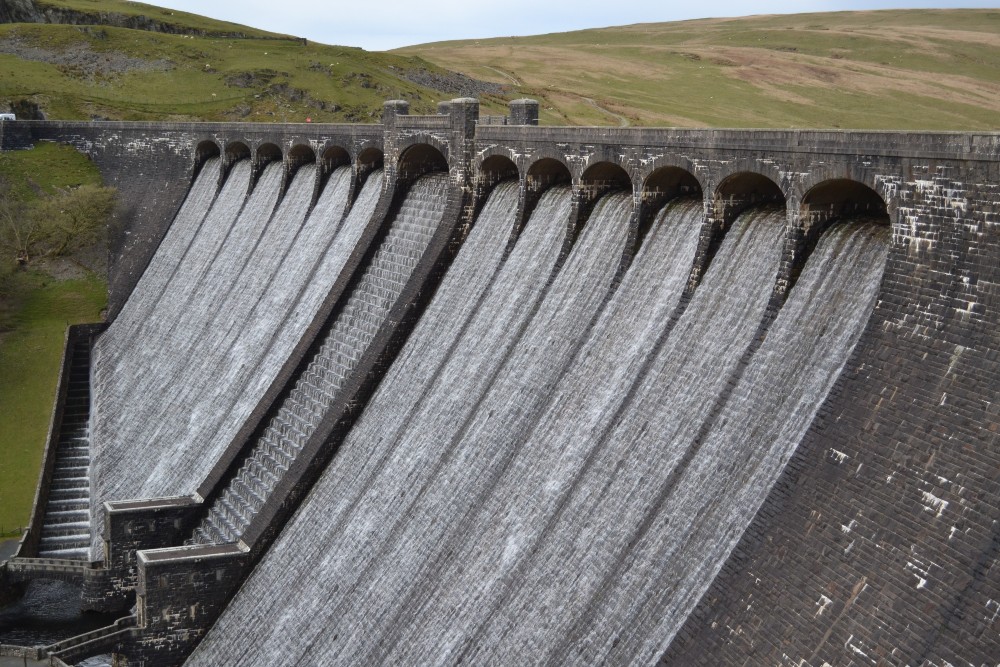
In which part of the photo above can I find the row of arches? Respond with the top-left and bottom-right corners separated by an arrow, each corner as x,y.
195,140 -> 385,179
194,139 -> 890,229
478,152 -> 891,227
194,140 -> 449,183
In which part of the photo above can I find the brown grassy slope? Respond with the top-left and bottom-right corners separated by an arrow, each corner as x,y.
397,9 -> 1000,129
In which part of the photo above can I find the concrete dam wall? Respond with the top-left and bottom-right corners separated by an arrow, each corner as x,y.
2,100 -> 998,666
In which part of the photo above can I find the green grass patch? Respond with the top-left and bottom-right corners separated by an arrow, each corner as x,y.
0,269 -> 106,534
400,9 -> 1000,129
0,140 -> 102,201
0,141 -> 107,535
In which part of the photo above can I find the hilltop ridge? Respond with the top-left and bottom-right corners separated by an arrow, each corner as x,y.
0,2 -> 998,128
400,9 -> 1000,129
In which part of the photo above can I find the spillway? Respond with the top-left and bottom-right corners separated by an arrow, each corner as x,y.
186,186 -> 646,664
570,220 -> 889,662
193,172 -> 450,543
89,162 -> 374,557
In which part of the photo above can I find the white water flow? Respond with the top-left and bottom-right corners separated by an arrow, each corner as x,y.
563,221 -> 889,664
191,172 -> 449,544
382,198 -> 706,664
329,192 -> 635,663
97,158 -> 221,358
88,164 -> 368,557
187,184 -> 575,666
462,207 -> 788,663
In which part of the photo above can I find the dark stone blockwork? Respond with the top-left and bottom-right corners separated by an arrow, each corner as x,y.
4,101 -> 999,666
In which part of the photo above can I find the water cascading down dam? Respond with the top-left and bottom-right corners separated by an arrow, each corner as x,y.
0,97 -> 997,667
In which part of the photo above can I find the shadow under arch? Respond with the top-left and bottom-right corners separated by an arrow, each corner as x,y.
221,141 -> 251,189
397,143 -> 448,184
474,154 -> 519,214
287,144 -> 317,173
576,160 -> 633,247
193,140 -> 221,183
310,145 -> 351,205
347,146 -> 385,204
284,144 -> 317,201
790,177 -> 892,292
479,154 -> 519,194
802,178 -> 890,233
523,157 -> 572,226
714,171 -> 786,227
639,165 -> 704,245
251,142 -> 283,193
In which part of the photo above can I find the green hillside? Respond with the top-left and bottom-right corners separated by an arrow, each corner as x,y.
0,0 -> 509,122
1,4 -> 999,128
400,9 -> 1000,130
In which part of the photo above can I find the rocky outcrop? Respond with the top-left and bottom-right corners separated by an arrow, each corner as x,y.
0,0 -> 298,40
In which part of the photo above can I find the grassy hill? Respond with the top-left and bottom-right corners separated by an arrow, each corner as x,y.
399,9 -> 1000,130
0,0 -> 509,122
3,3 -> 998,128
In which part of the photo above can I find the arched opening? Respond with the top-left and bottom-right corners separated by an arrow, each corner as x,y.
251,142 -> 283,192
193,140 -> 221,183
578,161 -> 632,235
398,143 -> 447,183
581,161 -> 631,194
255,142 -> 282,168
526,157 -> 571,194
644,166 -> 702,201
523,157 -> 572,224
224,141 -> 250,163
640,166 -> 703,242
478,155 -> 518,195
322,145 -> 350,173
471,155 -> 519,228
715,171 -> 785,227
288,144 -> 316,170
286,144 -> 317,190
786,179 -> 891,301
221,141 -> 251,188
356,146 -> 383,173
802,179 -> 889,229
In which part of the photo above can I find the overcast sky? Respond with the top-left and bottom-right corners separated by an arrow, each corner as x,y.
146,1 -> 998,51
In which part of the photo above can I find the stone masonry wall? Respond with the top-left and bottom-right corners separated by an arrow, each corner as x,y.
662,161 -> 1000,666
8,118 -> 999,664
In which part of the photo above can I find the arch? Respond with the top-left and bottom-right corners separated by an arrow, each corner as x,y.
581,161 -> 631,193
356,146 -> 384,172
220,141 -> 252,189
526,157 -> 572,192
287,144 -> 317,169
479,154 -> 519,188
193,140 -> 221,182
195,140 -> 220,164
398,142 -> 448,181
801,178 -> 890,225
643,165 -> 702,200
472,154 -> 520,217
715,171 -> 785,204
224,141 -> 250,163
713,170 -> 786,226
254,142 -> 282,167
321,145 -> 350,172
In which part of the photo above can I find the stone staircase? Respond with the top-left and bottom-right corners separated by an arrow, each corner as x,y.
192,178 -> 447,545
37,336 -> 93,559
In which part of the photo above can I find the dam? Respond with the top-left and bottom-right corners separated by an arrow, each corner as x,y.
0,98 -> 997,666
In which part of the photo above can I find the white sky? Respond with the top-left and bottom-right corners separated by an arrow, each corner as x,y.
144,1 -> 998,51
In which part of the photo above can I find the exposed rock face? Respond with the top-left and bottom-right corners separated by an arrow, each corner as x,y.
0,0 -> 39,24
0,0 -> 266,39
